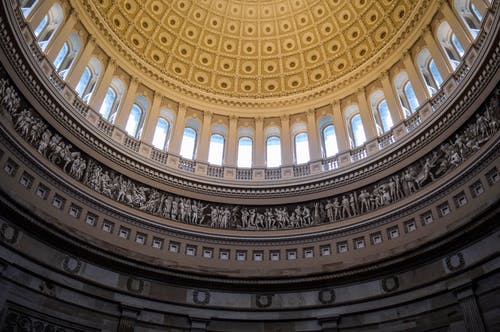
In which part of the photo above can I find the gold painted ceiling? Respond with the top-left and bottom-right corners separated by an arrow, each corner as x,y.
86,0 -> 423,101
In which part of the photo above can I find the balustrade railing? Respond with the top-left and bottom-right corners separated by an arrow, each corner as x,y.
178,158 -> 195,173
350,146 -> 367,162
405,114 -> 422,133
322,157 -> 339,171
96,118 -> 113,136
124,136 -> 140,152
378,132 -> 395,150
293,164 -> 310,177
207,165 -> 224,178
236,168 -> 253,180
265,168 -> 282,180
431,90 -> 447,110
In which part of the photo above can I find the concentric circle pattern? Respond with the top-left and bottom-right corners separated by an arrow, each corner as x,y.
91,0 -> 415,98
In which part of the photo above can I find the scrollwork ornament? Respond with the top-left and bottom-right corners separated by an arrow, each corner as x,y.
0,223 -> 19,244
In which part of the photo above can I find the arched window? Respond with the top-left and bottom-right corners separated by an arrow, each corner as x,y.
20,0 -> 39,17
34,3 -> 64,51
417,49 -> 443,95
152,118 -> 170,150
237,137 -> 253,168
294,132 -> 310,164
437,22 -> 465,70
208,134 -> 225,165
75,58 -> 102,103
180,127 -> 197,160
394,72 -> 419,117
266,136 -> 281,167
454,0 -> 483,38
350,114 -> 367,147
125,104 -> 143,138
370,91 -> 393,134
99,78 -> 124,122
322,124 -> 338,158
52,32 -> 81,79
377,100 -> 393,133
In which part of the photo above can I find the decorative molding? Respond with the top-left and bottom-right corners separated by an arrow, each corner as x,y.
381,276 -> 400,293
256,294 -> 273,308
445,252 -> 466,272
318,288 -> 336,304
61,256 -> 82,274
193,290 -> 210,305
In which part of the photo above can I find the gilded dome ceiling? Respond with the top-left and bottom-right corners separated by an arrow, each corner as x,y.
84,0 -> 423,102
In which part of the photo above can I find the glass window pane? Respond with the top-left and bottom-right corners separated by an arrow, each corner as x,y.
322,125 -> 338,157
351,114 -> 366,147
125,104 -> 142,137
208,134 -> 225,165
99,88 -> 116,119
180,127 -> 197,159
295,132 -> 310,164
404,81 -> 419,113
377,100 -> 393,132
237,137 -> 253,168
75,67 -> 91,97
266,136 -> 281,167
451,34 -> 464,56
53,42 -> 68,70
34,15 -> 48,37
471,3 -> 482,21
429,59 -> 443,88
152,118 -> 169,150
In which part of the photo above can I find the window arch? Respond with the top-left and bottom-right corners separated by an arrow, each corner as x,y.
125,96 -> 148,138
370,90 -> 393,134
208,133 -> 225,165
33,3 -> 64,51
237,137 -> 253,168
318,115 -> 338,158
344,105 -> 367,148
152,117 -> 170,150
99,78 -> 124,122
437,21 -> 464,70
20,0 -> 39,17
75,58 -> 102,103
53,32 -> 81,79
394,72 -> 419,117
180,127 -> 198,160
417,48 -> 443,95
454,0 -> 483,38
294,132 -> 310,164
266,136 -> 281,167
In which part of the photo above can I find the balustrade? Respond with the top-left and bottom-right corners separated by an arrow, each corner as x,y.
265,168 -> 281,180
178,158 -> 195,173
207,165 -> 224,178
236,168 -> 253,180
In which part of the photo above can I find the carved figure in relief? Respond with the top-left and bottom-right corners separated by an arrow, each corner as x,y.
294,205 -> 303,226
220,208 -> 231,229
358,190 -> 371,213
185,199 -> 192,223
341,195 -> 351,219
248,209 -> 256,228
69,156 -> 86,180
333,198 -> 342,221
171,198 -> 178,220
349,193 -> 358,216
302,206 -> 312,226
325,200 -> 334,222
402,169 -> 417,195
163,196 -> 172,218
210,206 -> 218,228
179,199 -> 186,222
37,128 -> 52,154
241,208 -> 249,228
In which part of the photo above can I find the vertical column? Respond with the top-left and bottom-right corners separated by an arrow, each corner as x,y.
440,1 -> 473,49
381,72 -> 405,123
168,104 -> 187,155
280,115 -> 293,165
197,112 -> 213,162
67,37 -> 96,89
88,58 -> 116,111
224,116 -> 238,166
141,92 -> 163,144
403,51 -> 429,102
306,109 -> 322,161
423,26 -> 453,79
254,117 -> 265,168
455,286 -> 486,332
45,11 -> 78,63
113,78 -> 138,129
27,0 -> 56,31
331,102 -> 349,152
356,88 -> 378,140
